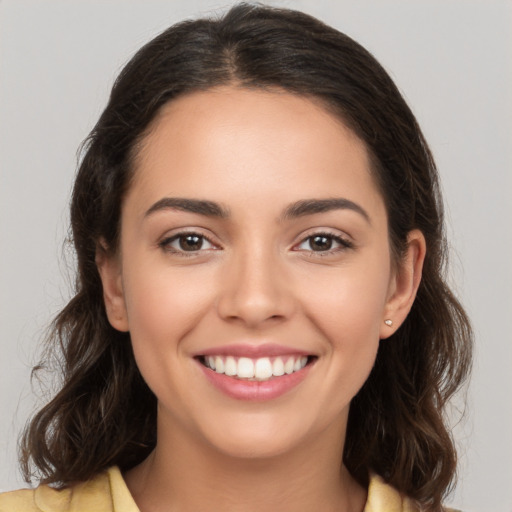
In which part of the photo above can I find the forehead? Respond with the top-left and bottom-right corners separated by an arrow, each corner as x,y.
126,86 -> 384,219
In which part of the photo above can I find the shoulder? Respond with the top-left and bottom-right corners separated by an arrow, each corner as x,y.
364,473 -> 461,512
0,467 -> 138,512
0,487 -> 39,512
364,473 -> 419,512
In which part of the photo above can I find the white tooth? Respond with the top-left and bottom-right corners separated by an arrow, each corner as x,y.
215,356 -> 225,374
254,358 -> 273,380
207,356 -> 215,369
225,356 -> 237,376
293,357 -> 302,372
237,357 -> 254,378
272,357 -> 285,376
284,357 -> 294,375
300,356 -> 308,369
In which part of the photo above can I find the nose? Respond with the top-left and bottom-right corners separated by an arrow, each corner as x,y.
216,245 -> 296,328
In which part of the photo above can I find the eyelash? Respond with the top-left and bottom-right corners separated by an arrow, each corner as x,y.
158,230 -> 354,258
294,231 -> 354,256
158,231 -> 218,258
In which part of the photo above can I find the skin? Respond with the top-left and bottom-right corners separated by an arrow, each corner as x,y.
97,86 -> 425,512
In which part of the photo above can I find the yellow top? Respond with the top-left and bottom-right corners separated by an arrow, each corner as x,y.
0,466 -> 449,511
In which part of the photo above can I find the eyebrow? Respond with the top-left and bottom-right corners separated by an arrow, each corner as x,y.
281,198 -> 370,223
144,197 -> 370,223
145,197 -> 230,218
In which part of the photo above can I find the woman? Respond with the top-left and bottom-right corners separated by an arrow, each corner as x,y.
0,3 -> 472,511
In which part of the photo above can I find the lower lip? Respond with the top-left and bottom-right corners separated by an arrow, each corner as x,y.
196,360 -> 313,401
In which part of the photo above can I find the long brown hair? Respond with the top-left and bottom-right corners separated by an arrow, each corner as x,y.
20,4 -> 472,510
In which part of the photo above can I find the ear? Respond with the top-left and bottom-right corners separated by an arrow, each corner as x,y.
380,229 -> 426,339
95,240 -> 129,332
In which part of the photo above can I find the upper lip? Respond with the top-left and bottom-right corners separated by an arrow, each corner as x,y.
196,343 -> 313,358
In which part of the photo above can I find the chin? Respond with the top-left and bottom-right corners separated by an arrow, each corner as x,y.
207,432 -> 300,461
195,409 -> 324,461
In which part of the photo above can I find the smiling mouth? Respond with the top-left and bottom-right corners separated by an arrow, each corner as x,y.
197,355 -> 316,382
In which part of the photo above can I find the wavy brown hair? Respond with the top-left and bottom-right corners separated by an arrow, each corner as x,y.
20,4 -> 472,511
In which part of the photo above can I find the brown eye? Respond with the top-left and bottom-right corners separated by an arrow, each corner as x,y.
160,232 -> 216,254
309,235 -> 333,251
178,234 -> 204,251
295,232 -> 353,254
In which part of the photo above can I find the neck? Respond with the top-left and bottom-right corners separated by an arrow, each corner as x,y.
125,413 -> 366,512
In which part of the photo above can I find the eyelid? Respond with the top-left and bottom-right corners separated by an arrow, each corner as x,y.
158,229 -> 221,256
292,229 -> 354,254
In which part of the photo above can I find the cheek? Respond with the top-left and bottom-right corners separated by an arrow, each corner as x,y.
303,263 -> 391,341
315,288 -> 383,376
121,264 -> 220,415
300,262 -> 390,399
122,263 -> 217,354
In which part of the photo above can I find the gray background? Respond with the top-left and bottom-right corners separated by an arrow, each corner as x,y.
1,1 -> 511,510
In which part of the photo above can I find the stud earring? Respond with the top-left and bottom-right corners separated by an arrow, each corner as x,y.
384,319 -> 393,326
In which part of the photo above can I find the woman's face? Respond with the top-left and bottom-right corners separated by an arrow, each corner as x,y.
99,86 -> 417,459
